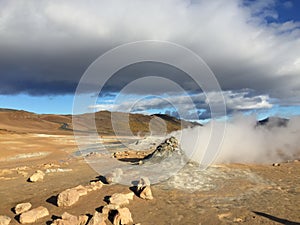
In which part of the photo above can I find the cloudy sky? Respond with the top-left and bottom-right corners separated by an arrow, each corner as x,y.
0,0 -> 300,121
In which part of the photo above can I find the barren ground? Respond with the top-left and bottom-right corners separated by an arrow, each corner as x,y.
0,133 -> 300,225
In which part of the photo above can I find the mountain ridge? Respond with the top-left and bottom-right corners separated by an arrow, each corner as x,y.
0,108 -> 200,135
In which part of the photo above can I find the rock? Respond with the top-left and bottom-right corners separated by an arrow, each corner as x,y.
0,215 -> 11,225
102,204 -> 119,215
51,213 -> 89,225
137,177 -> 150,188
57,188 -> 80,207
113,207 -> 133,225
19,206 -> 49,224
51,212 -> 78,225
137,177 -> 153,200
17,171 -> 28,177
28,170 -> 45,182
78,215 -> 89,225
109,192 -> 134,206
233,217 -> 244,222
87,181 -> 103,191
139,186 -> 153,200
87,211 -> 106,225
73,185 -> 88,196
14,202 -> 32,214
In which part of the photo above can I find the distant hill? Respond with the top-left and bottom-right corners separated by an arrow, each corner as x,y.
257,117 -> 289,128
0,108 -> 200,135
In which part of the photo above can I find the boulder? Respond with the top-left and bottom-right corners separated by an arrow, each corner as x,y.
78,215 -> 89,225
51,213 -> 89,225
19,206 -> 49,224
28,170 -> 45,182
87,181 -> 103,192
14,202 -> 32,214
0,215 -> 11,225
51,212 -> 78,225
102,204 -> 119,215
139,186 -> 153,200
87,211 -> 106,225
73,185 -> 88,196
137,177 -> 153,200
57,189 -> 80,207
113,207 -> 133,225
109,192 -> 134,206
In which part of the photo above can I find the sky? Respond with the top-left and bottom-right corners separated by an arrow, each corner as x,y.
0,0 -> 300,122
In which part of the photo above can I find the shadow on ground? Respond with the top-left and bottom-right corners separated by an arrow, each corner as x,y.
253,211 -> 300,225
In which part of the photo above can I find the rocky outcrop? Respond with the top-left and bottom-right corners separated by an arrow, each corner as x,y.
142,136 -> 182,163
14,202 -> 32,214
0,215 -> 11,225
19,206 -> 49,224
28,170 -> 45,182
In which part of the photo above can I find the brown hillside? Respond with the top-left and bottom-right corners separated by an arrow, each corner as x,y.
0,109 -> 200,135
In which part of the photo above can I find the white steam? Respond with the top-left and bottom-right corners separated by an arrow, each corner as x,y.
174,115 -> 300,164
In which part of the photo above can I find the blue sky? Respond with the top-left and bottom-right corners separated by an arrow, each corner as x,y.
0,0 -> 300,121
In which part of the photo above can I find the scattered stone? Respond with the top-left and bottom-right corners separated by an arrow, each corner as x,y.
109,192 -> 134,206
272,163 -> 280,166
51,213 -> 89,225
17,171 -> 28,177
43,163 -> 60,169
78,215 -> 89,225
19,206 -> 49,224
113,207 -> 133,225
57,189 -> 80,207
51,212 -> 78,225
14,202 -> 32,214
28,170 -> 45,182
233,217 -> 244,222
87,181 -> 103,191
102,204 -> 119,215
45,168 -> 73,173
137,177 -> 153,200
0,215 -> 11,225
218,212 -> 232,220
73,185 -> 88,196
87,211 -> 106,225
139,186 -> 153,200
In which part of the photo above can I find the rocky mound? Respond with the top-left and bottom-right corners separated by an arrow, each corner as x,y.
141,136 -> 187,164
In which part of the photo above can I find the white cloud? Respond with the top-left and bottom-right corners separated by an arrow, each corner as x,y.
90,89 -> 273,119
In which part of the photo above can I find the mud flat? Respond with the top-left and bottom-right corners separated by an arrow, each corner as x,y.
0,133 -> 300,225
